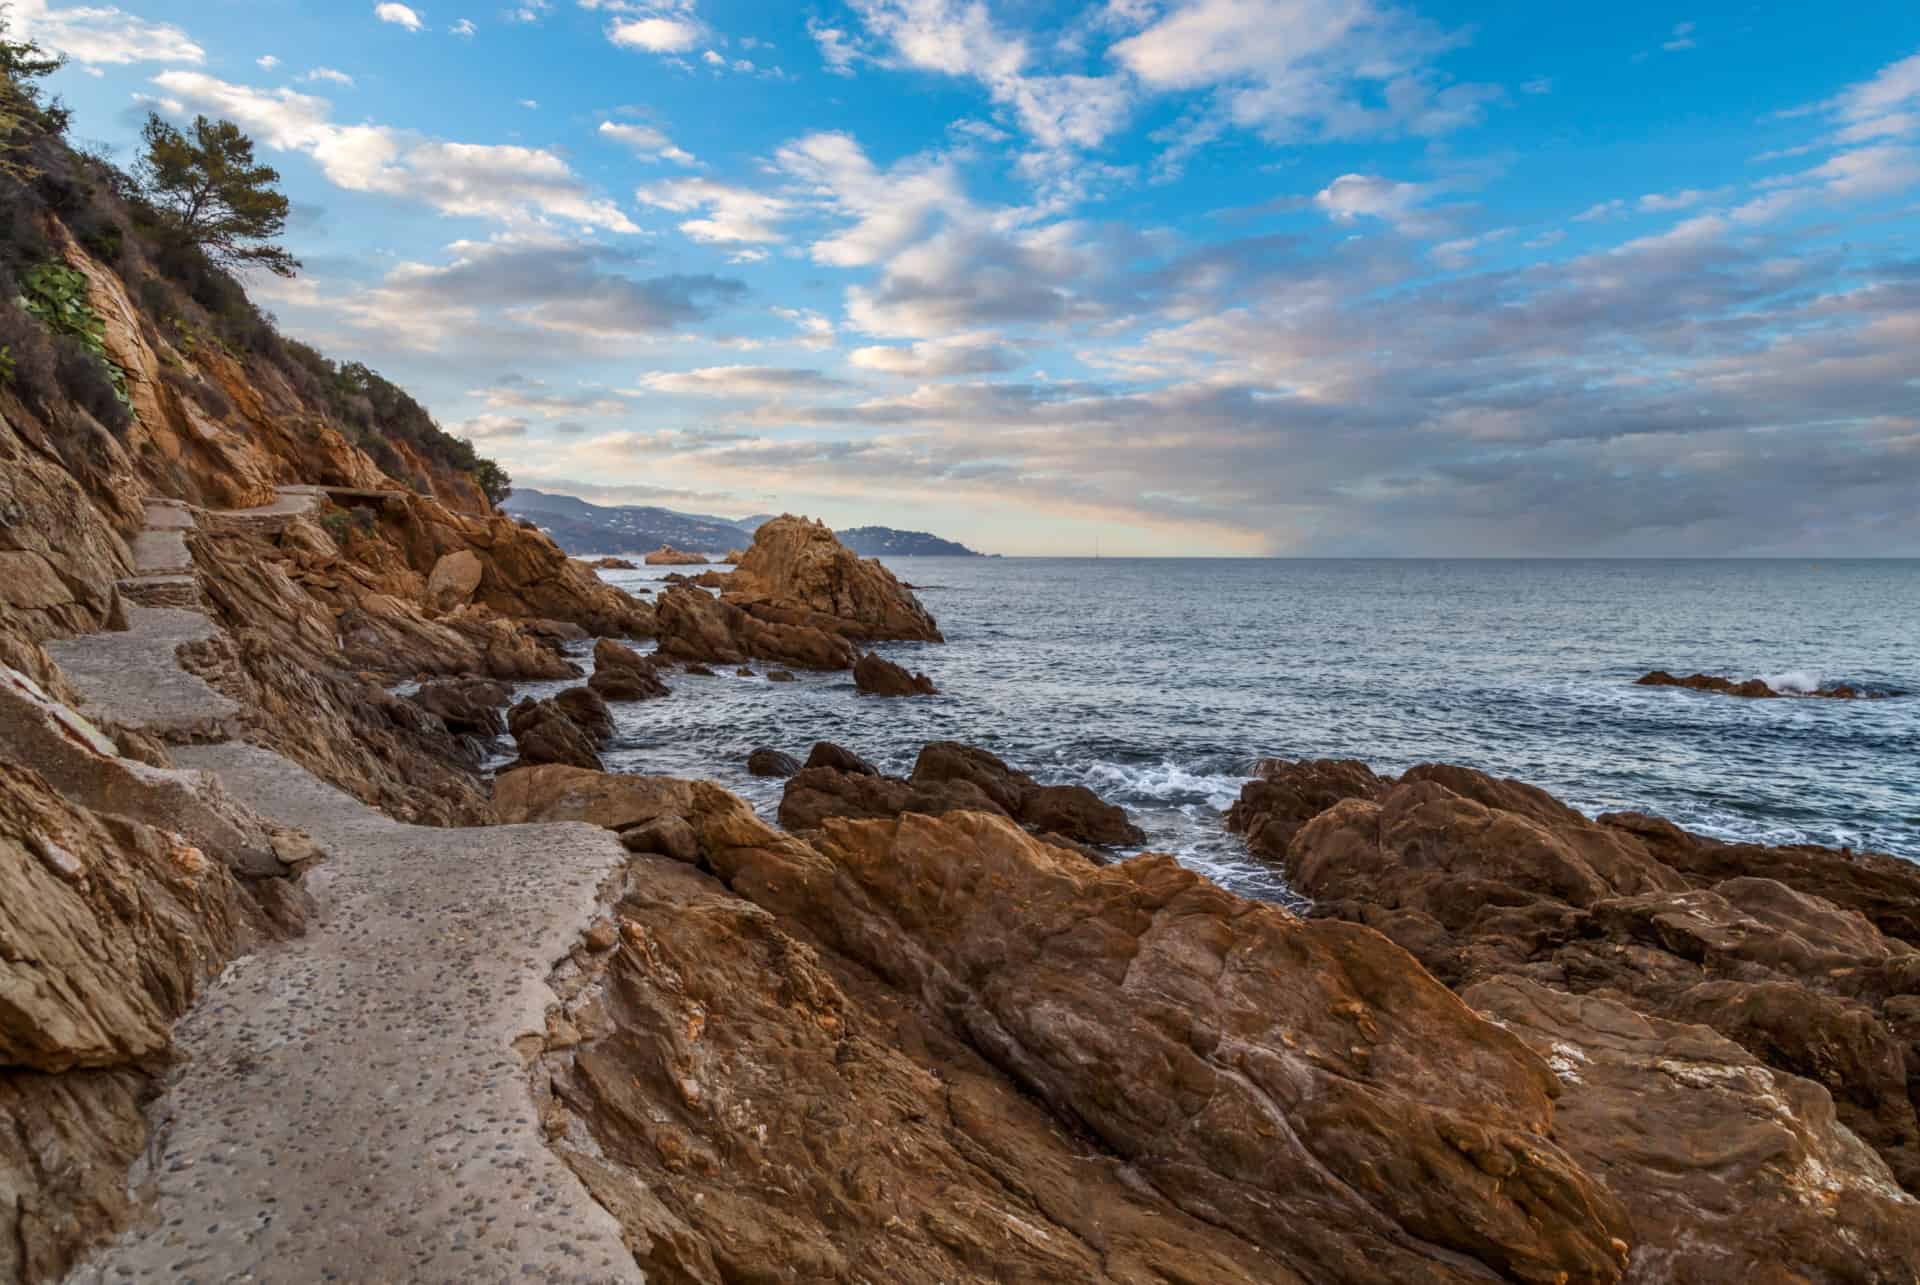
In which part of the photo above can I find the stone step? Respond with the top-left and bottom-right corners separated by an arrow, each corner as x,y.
117,574 -> 201,610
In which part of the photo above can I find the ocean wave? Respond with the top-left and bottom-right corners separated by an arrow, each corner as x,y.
1068,760 -> 1247,810
1760,669 -> 1824,694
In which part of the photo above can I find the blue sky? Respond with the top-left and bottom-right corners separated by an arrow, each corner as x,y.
17,0 -> 1920,554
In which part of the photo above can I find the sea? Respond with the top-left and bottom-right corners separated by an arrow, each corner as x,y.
503,557 -> 1920,904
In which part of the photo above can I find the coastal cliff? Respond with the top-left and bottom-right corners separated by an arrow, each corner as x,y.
3,90 -> 1918,1285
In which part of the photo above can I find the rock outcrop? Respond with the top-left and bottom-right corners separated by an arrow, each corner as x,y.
588,638 -> 669,702
1240,758 -> 1920,1209
1634,669 -> 1883,699
652,585 -> 859,671
746,747 -> 801,777
644,546 -> 709,566
780,740 -> 1145,849
507,694 -> 608,771
853,650 -> 937,696
724,514 -> 943,643
505,775 -> 1639,1284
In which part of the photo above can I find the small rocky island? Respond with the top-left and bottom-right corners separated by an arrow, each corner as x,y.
1635,669 -> 1886,699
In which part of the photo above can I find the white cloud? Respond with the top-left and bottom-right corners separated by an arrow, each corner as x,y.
455,413 -> 531,440
257,54 -> 280,69
850,333 -> 1023,376
1313,173 -> 1432,229
636,177 -> 791,243
10,0 -> 203,65
1110,0 -> 1491,142
607,16 -> 701,53
808,18 -> 863,75
151,72 -> 639,232
773,307 -> 836,350
598,120 -> 698,165
1662,21 -> 1696,53
774,131 -> 968,267
451,18 -> 477,36
375,3 -> 425,32
1637,188 -> 1721,213
845,0 -> 1133,151
632,366 -> 846,397
302,67 -> 356,86
518,98 -> 539,108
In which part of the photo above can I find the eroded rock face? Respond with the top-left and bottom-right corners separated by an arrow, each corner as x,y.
778,740 -> 1146,850
1225,757 -> 1389,860
506,695 -> 605,771
723,515 -> 942,644
853,651 -> 937,696
409,678 -> 510,738
0,757 -> 308,1278
1468,977 -> 1920,1283
652,585 -> 858,671
533,784 -> 1634,1284
1262,759 -> 1920,1202
587,637 -> 668,702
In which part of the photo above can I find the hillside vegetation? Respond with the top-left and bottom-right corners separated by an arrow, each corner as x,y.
0,25 -> 507,512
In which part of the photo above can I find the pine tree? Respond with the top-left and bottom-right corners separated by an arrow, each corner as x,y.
137,113 -> 300,277
0,16 -> 67,181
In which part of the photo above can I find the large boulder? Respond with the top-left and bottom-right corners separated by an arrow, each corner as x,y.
587,636 -> 668,702
409,677 -> 510,737
1225,757 -> 1389,860
777,740 -> 1145,849
652,585 -> 859,671
1270,759 -> 1920,1197
505,696 -> 603,771
853,651 -> 936,696
644,546 -> 709,566
723,515 -> 942,643
425,549 -> 483,611
746,747 -> 801,778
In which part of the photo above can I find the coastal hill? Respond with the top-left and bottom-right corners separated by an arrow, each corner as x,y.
507,487 -> 981,558
3,34 -> 1918,1285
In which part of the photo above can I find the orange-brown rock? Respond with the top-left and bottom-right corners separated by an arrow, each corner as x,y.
1259,759 -> 1920,1200
852,650 -> 936,696
644,546 -> 709,566
527,782 -> 1635,1284
652,585 -> 858,671
722,515 -> 942,643
779,740 -> 1146,849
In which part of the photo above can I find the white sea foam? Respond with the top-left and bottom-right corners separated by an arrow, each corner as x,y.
1760,669 -> 1824,694
1072,760 -> 1246,810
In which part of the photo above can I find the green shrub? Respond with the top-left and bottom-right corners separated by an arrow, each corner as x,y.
53,332 -> 129,431
0,343 -> 12,385
18,260 -> 132,420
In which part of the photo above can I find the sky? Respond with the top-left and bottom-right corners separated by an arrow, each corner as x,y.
14,0 -> 1920,555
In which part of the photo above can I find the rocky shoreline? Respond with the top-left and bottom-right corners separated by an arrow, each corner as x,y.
4,189 -> 1919,1283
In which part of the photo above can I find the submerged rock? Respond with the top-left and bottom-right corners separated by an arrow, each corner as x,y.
587,556 -> 637,570
1634,669 -> 1880,698
746,747 -> 801,778
853,651 -> 937,696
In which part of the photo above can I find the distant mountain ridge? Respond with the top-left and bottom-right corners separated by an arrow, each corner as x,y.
504,489 -> 981,558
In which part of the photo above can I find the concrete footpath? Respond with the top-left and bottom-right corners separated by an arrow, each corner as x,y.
53,492 -> 641,1284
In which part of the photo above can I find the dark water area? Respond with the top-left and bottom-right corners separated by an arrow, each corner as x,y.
508,557 -> 1920,903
